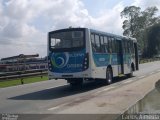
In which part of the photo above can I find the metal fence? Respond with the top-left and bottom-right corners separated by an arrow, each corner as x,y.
0,69 -> 48,82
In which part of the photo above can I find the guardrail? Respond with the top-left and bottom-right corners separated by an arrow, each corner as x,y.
0,69 -> 48,83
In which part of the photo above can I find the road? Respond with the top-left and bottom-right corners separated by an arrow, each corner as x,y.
0,61 -> 160,114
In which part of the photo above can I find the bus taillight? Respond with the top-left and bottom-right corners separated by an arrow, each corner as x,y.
83,53 -> 89,70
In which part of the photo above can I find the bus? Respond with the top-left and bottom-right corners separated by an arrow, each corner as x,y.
48,28 -> 139,86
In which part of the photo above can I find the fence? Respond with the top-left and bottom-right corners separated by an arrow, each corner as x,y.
0,69 -> 48,83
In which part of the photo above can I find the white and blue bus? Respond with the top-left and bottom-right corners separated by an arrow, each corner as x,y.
48,28 -> 139,85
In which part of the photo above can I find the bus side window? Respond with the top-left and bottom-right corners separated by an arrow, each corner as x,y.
127,40 -> 130,53
125,40 -> 128,53
111,38 -> 115,53
128,41 -> 131,53
100,36 -> 105,53
95,34 -> 101,53
91,34 -> 96,52
122,40 -> 125,53
104,36 -> 108,53
115,39 -> 118,53
124,40 -> 127,54
108,37 -> 112,53
131,41 -> 134,54
124,40 -> 127,53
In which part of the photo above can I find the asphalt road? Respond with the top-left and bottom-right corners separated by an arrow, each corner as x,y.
0,61 -> 160,114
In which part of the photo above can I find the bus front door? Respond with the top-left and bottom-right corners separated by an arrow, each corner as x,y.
134,43 -> 139,70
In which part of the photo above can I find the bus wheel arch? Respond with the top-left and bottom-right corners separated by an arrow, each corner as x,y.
105,65 -> 113,85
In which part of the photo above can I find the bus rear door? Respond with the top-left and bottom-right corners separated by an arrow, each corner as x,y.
117,40 -> 124,74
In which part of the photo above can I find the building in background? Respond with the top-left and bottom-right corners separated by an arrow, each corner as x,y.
0,54 -> 48,72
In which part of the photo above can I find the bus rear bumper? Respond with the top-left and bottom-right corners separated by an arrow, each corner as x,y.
48,71 -> 92,80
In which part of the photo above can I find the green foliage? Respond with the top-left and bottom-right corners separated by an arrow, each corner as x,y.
144,23 -> 160,58
121,6 -> 141,37
121,6 -> 160,58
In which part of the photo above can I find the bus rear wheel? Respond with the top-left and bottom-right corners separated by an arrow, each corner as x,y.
105,68 -> 113,85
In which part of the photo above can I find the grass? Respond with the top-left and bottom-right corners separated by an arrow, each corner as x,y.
0,75 -> 48,88
139,58 -> 160,64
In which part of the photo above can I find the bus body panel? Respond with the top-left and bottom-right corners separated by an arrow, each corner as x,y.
48,28 -> 93,79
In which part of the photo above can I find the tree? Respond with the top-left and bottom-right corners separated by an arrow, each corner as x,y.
121,6 -> 141,37
141,7 -> 159,48
145,23 -> 160,58
121,6 -> 160,58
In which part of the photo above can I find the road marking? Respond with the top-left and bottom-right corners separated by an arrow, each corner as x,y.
149,72 -> 155,75
48,106 -> 61,111
138,76 -> 145,79
123,80 -> 133,84
48,103 -> 68,111
93,86 -> 115,95
94,90 -> 104,95
46,84 -> 67,90
103,86 -> 115,91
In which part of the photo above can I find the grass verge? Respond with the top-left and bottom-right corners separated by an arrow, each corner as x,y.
0,75 -> 48,88
139,58 -> 160,64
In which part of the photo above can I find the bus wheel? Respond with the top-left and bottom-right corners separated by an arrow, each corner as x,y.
105,68 -> 113,85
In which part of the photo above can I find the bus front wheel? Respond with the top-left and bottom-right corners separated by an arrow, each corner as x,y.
105,68 -> 113,85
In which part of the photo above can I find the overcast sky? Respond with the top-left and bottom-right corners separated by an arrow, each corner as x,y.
0,0 -> 160,59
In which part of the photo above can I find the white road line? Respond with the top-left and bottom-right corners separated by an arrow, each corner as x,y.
138,76 -> 145,79
149,72 -> 155,75
75,98 -> 81,101
123,80 -> 134,84
94,90 -> 104,95
93,86 -> 115,95
48,103 -> 68,111
48,106 -> 61,111
103,86 -> 115,91
46,84 -> 67,90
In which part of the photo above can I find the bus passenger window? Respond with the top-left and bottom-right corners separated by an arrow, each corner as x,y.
131,41 -> 135,53
128,41 -> 131,53
91,34 -> 96,52
123,40 -> 127,53
108,37 -> 112,53
115,40 -> 118,53
104,36 -> 108,53
111,38 -> 115,53
100,36 -> 105,53
95,35 -> 101,53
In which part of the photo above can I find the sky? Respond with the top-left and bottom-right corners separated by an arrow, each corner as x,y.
0,0 -> 160,59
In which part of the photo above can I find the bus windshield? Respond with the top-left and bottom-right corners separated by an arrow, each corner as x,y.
49,30 -> 84,51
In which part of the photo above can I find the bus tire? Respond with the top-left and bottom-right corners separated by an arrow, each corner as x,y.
105,68 -> 113,85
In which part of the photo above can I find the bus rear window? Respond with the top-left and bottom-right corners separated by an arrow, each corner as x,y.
50,31 -> 84,51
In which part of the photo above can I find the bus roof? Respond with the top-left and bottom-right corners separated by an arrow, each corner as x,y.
89,28 -> 136,42
49,27 -> 137,42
